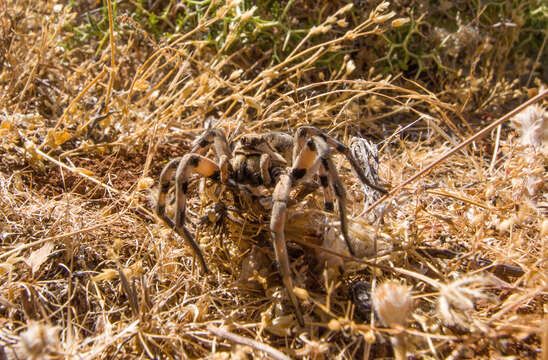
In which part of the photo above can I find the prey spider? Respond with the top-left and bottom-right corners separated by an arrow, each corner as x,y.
155,126 -> 386,326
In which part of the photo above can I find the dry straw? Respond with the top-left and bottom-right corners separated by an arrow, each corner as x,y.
0,0 -> 547,359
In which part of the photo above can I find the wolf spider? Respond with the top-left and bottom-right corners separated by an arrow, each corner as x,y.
155,126 -> 386,326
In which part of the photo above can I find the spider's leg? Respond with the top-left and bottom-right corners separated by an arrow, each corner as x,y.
173,154 -> 222,273
191,128 -> 232,183
318,162 -> 334,212
313,137 -> 355,256
263,132 -> 294,162
270,136 -> 342,326
291,127 -> 313,164
156,157 -> 181,224
267,136 -> 334,326
291,136 -> 320,182
175,155 -> 218,224
294,126 -> 387,194
259,153 -> 272,186
271,173 -> 305,326
191,128 -> 230,157
293,135 -> 356,256
155,156 -> 211,273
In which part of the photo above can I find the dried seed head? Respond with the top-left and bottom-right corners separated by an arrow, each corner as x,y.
484,183 -> 496,198
335,3 -> 353,16
267,315 -> 294,337
240,6 -> 256,22
310,25 -> 332,36
326,15 -> 337,25
328,318 -> 341,331
294,287 -> 309,300
437,276 -> 494,329
18,322 -> 60,360
372,11 -> 396,24
345,60 -> 356,75
226,0 -> 242,8
372,280 -> 413,328
471,212 -> 486,227
499,216 -> 517,233
391,18 -> 410,27
375,1 -> 390,13
511,103 -> 547,148
525,174 -> 543,197
228,69 -> 243,81
363,330 -> 376,343
337,19 -> 348,28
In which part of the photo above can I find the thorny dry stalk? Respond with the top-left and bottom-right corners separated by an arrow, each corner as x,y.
0,1 -> 546,359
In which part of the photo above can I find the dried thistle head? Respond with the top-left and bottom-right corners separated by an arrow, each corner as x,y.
433,24 -> 481,58
372,280 -> 413,328
511,103 -> 547,150
18,321 -> 61,360
508,101 -> 547,196
437,275 -> 495,331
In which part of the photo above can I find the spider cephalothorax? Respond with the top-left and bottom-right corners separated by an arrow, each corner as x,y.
155,126 -> 386,326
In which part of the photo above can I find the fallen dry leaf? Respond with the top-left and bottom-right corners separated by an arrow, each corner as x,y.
24,242 -> 54,276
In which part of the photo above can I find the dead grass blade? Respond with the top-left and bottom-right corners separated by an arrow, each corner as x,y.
207,324 -> 291,360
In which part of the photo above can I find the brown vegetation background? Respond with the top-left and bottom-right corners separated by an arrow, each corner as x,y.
0,0 -> 546,359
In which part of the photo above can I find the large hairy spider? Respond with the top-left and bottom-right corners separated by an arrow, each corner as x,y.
155,126 -> 386,326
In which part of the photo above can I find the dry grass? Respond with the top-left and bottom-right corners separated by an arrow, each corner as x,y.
0,1 -> 547,359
